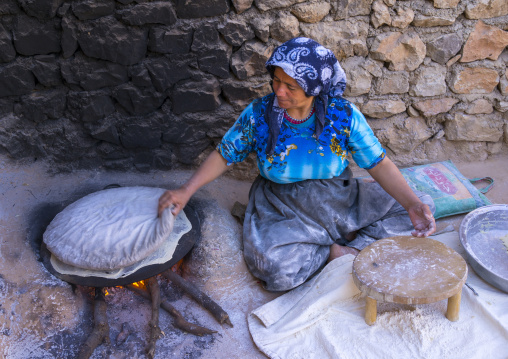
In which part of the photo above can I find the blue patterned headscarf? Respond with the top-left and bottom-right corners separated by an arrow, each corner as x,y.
264,37 -> 347,155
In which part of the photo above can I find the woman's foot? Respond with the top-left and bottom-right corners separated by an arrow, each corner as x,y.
328,243 -> 359,262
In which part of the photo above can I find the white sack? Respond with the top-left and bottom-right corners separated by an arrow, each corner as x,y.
43,186 -> 174,271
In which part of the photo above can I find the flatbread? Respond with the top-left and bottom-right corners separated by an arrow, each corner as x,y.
43,186 -> 175,271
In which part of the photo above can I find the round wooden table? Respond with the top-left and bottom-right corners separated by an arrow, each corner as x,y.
352,236 -> 468,325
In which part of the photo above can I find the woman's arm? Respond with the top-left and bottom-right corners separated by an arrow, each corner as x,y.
158,150 -> 229,216
367,156 -> 436,237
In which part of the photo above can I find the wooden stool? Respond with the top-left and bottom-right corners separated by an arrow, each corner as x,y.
352,236 -> 467,325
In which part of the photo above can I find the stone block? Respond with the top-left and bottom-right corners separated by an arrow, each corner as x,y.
0,1 -> 20,15
433,0 -> 460,8
370,31 -> 425,71
171,76 -> 221,114
391,6 -> 414,29
118,2 -> 177,26
250,16 -> 272,43
162,120 -> 207,144
18,89 -> 66,122
61,16 -> 78,58
371,0 -> 391,28
270,13 -> 300,42
89,122 -> 121,145
18,0 -> 64,19
410,64 -> 447,97
129,64 -> 152,88
175,0 -> 229,18
466,99 -> 493,114
0,24 -> 16,63
12,14 -> 61,56
218,20 -> 255,47
60,53 -> 128,91
361,100 -> 406,118
222,80 -> 271,111
255,0 -> 306,12
232,0 -> 254,14
144,56 -> 195,92
381,117 -> 433,153
71,0 -> 114,20
77,17 -> 148,66
113,84 -> 166,115
66,91 -> 115,122
375,71 -> 409,95
32,55 -> 62,87
119,121 -> 162,149
427,33 -> 462,65
191,23 -> 220,53
334,0 -> 373,19
231,40 -> 274,80
450,67 -> 499,94
499,76 -> 508,96
461,21 -> 508,63
0,62 -> 35,97
291,2 -> 331,23
413,98 -> 459,117
412,14 -> 456,27
198,48 -> 231,79
495,100 -> 508,112
341,57 -> 373,96
465,0 -> 508,19
445,113 -> 503,142
149,27 -> 193,54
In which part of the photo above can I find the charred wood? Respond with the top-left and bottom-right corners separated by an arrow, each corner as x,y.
77,288 -> 110,359
146,277 -> 162,359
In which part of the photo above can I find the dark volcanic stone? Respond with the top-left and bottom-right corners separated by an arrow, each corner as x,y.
12,14 -> 61,56
171,76 -> 221,114
66,91 -> 116,122
148,27 -> 193,54
0,24 -> 16,63
198,48 -> 231,78
191,23 -> 221,53
218,20 -> 255,47
119,120 -> 162,149
144,56 -> 195,92
0,62 -> 35,97
112,83 -> 166,115
32,55 -> 62,87
18,89 -> 67,122
118,2 -> 177,26
61,15 -> 78,58
175,0 -> 229,19
71,0 -> 115,20
18,0 -> 64,19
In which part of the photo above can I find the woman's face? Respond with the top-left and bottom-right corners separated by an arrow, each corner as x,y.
272,67 -> 314,111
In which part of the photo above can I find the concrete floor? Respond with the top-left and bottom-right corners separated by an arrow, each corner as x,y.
0,154 -> 507,358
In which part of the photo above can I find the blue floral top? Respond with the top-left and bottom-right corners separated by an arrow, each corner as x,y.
217,94 -> 385,184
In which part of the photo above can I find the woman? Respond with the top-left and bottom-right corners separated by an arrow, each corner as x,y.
158,37 -> 436,291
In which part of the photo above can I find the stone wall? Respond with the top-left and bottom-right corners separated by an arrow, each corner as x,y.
0,0 -> 507,178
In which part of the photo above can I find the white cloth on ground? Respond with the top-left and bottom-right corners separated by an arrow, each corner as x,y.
43,186 -> 175,271
248,232 -> 508,359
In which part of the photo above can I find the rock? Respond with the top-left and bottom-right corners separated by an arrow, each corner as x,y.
77,17 -> 148,66
427,33 -> 462,65
112,83 -> 166,115
18,0 -> 64,19
371,0 -> 391,28
384,0 -> 396,6
381,117 -> 433,153
0,61 -> 35,97
361,100 -> 406,118
67,91 -> 115,122
118,2 -> 177,26
291,2 -> 331,23
370,31 -> 426,71
61,15 -> 78,58
461,21 -> 508,63
144,55 -> 195,92
255,0 -> 306,12
413,98 -> 459,117
466,99 -> 493,114
412,14 -> 456,27
445,113 -> 503,142
129,64 -> 152,88
334,0 -> 373,19
32,55 -> 62,87
363,58 -> 383,77
119,119 -> 162,149
191,23 -> 220,53
231,40 -> 274,80
407,105 -> 420,117
465,0 -> 508,19
198,47 -> 231,79
0,24 -> 16,63
410,63 -> 447,97
446,54 -> 461,67
375,71 -> 409,95
12,14 -> 61,56
222,80 -> 272,111
89,122 -> 121,145
175,0 -> 229,18
495,100 -> 508,112
250,16 -> 272,42
391,7 -> 414,29
270,13 -> 300,42
341,57 -> 373,96
172,76 -> 221,114
18,89 -> 67,122
232,0 -> 254,14
149,27 -> 193,54
433,0 -> 460,8
0,0 -> 20,15
218,20 -> 255,46
71,0 -> 115,20
499,76 -> 508,96
450,67 -> 499,94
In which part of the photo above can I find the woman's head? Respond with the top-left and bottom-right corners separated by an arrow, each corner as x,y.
272,67 -> 314,111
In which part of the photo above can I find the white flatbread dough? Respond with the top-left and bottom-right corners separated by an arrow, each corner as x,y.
43,186 -> 178,271
49,208 -> 192,279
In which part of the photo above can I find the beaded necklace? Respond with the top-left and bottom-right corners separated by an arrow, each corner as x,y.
284,105 -> 316,124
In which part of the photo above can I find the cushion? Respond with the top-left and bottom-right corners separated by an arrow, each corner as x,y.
399,160 -> 492,219
43,186 -> 175,271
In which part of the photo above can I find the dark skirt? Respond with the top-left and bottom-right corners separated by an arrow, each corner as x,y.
243,167 -> 435,291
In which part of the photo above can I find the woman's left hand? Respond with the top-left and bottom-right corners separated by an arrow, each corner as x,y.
408,203 -> 436,237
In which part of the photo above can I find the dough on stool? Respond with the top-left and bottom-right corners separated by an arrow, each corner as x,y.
43,186 -> 174,271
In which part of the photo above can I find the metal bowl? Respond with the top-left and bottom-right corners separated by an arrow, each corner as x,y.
459,204 -> 508,293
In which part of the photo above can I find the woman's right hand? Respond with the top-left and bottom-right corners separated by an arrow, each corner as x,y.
158,187 -> 191,217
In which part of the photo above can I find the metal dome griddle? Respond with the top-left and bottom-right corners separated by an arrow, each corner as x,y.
40,205 -> 200,287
